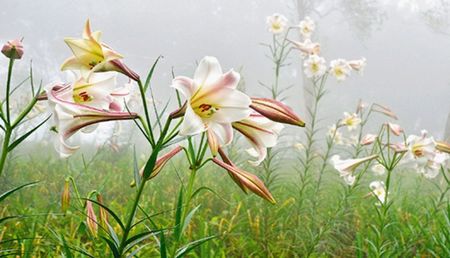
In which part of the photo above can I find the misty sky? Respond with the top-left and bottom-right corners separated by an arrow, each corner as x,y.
1,0 -> 450,141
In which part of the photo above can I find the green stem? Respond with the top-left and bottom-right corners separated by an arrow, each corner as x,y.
0,128 -> 11,176
182,167 -> 198,226
137,80 -> 155,146
6,58 -> 14,123
118,176 -> 148,256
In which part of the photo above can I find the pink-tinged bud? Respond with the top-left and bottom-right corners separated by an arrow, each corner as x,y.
213,150 -> 275,204
361,134 -> 377,145
96,194 -> 109,228
348,58 -> 366,72
436,141 -> 450,154
250,98 -> 305,127
1,39 -> 24,59
86,201 -> 98,237
36,92 -> 48,101
149,146 -> 183,179
387,122 -> 403,136
287,39 -> 320,56
108,59 -> 140,82
61,179 -> 70,213
169,102 -> 187,119
371,104 -> 398,120
389,143 -> 408,153
218,148 -> 249,193
131,146 -> 183,186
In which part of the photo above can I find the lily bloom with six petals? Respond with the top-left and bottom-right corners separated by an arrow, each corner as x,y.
61,20 -> 139,81
171,56 -> 252,155
46,83 -> 138,158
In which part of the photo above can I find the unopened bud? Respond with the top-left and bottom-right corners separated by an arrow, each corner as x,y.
96,194 -> 109,228
2,39 -> 24,59
61,179 -> 70,213
436,141 -> 450,154
213,154 -> 276,204
131,146 -> 183,187
361,134 -> 377,145
250,98 -> 305,127
169,102 -> 187,119
387,122 -> 403,136
86,201 -> 98,237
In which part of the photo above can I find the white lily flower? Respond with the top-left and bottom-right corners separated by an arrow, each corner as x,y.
341,112 -> 361,131
421,152 -> 448,179
371,164 -> 386,176
330,59 -> 351,81
171,56 -> 251,155
370,181 -> 387,204
45,83 -> 138,158
298,16 -> 315,39
406,132 -> 436,160
232,112 -> 284,166
72,73 -> 130,112
266,13 -> 288,34
348,57 -> 367,74
303,55 -> 327,78
61,20 -> 139,81
331,154 -> 378,186
287,39 -> 320,58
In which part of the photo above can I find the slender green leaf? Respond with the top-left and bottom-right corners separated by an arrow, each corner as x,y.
0,181 -> 39,202
175,235 -> 217,258
8,116 -> 50,151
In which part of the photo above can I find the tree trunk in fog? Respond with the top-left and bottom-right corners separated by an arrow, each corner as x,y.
444,112 -> 450,142
296,0 -> 315,122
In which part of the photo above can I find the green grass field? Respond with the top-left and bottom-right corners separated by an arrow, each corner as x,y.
1,140 -> 448,257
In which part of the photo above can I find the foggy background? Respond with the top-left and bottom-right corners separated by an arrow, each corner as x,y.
1,0 -> 450,150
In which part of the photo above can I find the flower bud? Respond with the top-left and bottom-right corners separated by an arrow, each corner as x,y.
96,194 -> 109,228
436,141 -> 450,154
169,102 -> 187,119
250,98 -> 305,127
61,179 -> 70,213
387,122 -> 403,136
86,200 -> 98,237
1,39 -> 24,59
131,146 -> 183,186
372,103 -> 398,120
213,150 -> 275,204
361,134 -> 377,145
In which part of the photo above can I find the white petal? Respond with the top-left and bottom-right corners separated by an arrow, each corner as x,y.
171,76 -> 195,98
209,122 -> 233,146
203,88 -> 251,123
194,56 -> 223,86
179,105 -> 206,136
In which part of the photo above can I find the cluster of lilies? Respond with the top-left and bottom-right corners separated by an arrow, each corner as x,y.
22,20 -> 306,203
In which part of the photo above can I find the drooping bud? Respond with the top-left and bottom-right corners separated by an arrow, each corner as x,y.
436,141 -> 450,154
348,58 -> 367,72
96,194 -> 109,228
250,98 -> 305,127
387,122 -> 403,136
372,104 -> 398,120
86,200 -> 98,237
212,156 -> 276,204
61,179 -> 71,213
1,39 -> 24,59
107,59 -> 140,82
169,102 -> 187,119
361,134 -> 377,145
